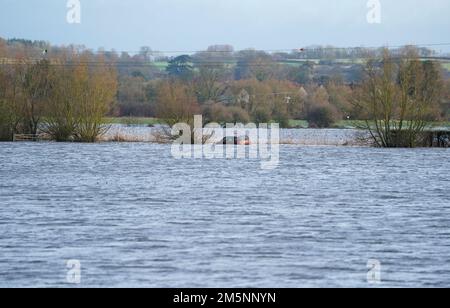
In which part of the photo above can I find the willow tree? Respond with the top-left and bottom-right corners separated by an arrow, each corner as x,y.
43,56 -> 117,142
0,63 -> 24,140
0,66 -> 15,140
355,49 -> 443,147
74,58 -> 117,142
0,43 -> 8,139
20,59 -> 52,135
0,59 -> 53,137
42,64 -> 80,141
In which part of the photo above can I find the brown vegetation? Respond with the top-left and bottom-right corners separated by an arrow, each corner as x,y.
0,52 -> 117,142
1,39 -> 449,145
155,80 -> 200,127
354,49 -> 445,147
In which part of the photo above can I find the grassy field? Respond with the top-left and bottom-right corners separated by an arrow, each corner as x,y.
288,120 -> 309,128
442,62 -> 450,71
153,62 -> 169,70
152,59 -> 450,71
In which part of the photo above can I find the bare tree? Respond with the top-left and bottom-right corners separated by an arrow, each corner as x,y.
354,49 -> 444,147
20,59 -> 52,134
194,65 -> 229,103
42,64 -> 79,141
43,56 -> 117,142
74,57 -> 118,142
0,62 -> 25,140
155,80 -> 200,127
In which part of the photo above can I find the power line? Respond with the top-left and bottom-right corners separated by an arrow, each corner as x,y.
3,42 -> 450,58
89,42 -> 450,55
1,57 -> 449,68
2,42 -> 450,68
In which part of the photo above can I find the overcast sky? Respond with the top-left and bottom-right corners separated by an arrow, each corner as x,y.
1,0 -> 449,53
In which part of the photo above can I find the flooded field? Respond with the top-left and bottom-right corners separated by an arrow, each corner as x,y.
105,125 -> 367,146
0,143 -> 449,287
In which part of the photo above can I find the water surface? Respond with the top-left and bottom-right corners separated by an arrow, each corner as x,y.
0,143 -> 449,287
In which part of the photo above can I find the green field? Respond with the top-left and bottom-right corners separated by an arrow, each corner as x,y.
442,62 -> 450,71
288,120 -> 309,128
151,59 -> 450,72
153,62 -> 169,70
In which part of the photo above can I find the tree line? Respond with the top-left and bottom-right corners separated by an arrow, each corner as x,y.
1,38 -> 449,146
0,46 -> 117,141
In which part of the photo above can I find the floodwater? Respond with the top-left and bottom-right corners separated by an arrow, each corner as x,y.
0,143 -> 449,287
105,125 -> 365,146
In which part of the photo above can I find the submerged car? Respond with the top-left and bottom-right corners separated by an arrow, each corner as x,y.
221,136 -> 251,145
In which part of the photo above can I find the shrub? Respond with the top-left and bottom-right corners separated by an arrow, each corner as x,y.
202,103 -> 250,124
306,105 -> 338,128
202,103 -> 233,124
252,106 -> 272,125
155,80 -> 200,127
228,106 -> 250,124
